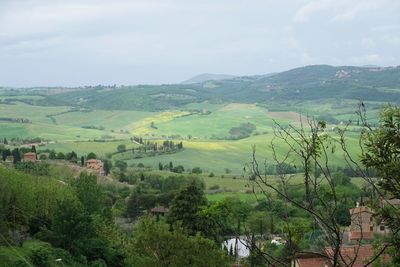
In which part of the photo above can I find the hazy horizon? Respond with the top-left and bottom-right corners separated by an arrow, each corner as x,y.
1,0 -> 399,87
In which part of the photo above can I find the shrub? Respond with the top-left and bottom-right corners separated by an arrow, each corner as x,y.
191,167 -> 202,174
209,185 -> 220,190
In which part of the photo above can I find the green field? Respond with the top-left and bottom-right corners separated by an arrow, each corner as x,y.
0,96 -> 371,175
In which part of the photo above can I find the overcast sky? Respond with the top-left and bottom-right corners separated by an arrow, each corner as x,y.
0,0 -> 399,87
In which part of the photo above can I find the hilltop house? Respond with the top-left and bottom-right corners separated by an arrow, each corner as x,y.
348,199 -> 400,242
23,152 -> 37,162
86,159 -> 104,175
291,201 -> 397,267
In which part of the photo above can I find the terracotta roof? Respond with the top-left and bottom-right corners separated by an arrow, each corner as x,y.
150,206 -> 169,213
292,245 -> 389,267
292,253 -> 331,267
326,244 -> 388,267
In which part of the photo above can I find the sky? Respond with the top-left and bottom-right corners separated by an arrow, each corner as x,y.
0,0 -> 399,87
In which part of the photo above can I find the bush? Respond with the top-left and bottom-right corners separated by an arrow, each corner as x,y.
172,165 -> 185,173
191,167 -> 202,174
208,172 -> 215,177
87,152 -> 97,160
29,244 -> 52,267
209,185 -> 220,190
117,144 -> 126,153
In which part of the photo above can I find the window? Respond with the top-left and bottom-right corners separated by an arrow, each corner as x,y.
380,225 -> 385,231
370,226 -> 373,231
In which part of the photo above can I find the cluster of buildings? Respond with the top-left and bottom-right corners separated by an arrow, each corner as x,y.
21,152 -> 106,176
291,200 -> 397,267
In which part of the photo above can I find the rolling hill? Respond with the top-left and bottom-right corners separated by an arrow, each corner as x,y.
2,65 -> 400,111
181,73 -> 236,84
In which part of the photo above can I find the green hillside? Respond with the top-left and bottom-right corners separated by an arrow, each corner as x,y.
0,64 -> 398,175
3,65 -> 398,112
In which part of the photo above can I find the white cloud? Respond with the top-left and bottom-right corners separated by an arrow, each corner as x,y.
0,0 -> 399,86
294,0 -> 400,22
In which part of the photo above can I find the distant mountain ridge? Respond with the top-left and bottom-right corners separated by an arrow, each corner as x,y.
181,73 -> 236,84
5,64 -> 400,111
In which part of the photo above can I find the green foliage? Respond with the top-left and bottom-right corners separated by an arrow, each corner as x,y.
35,66 -> 400,111
56,152 -> 65,160
362,105 -> 400,264
0,166 -> 124,265
197,197 -> 252,242
47,198 -> 95,253
167,181 -> 208,234
131,218 -> 229,267
66,151 -> 78,162
87,152 -> 97,160
228,122 -> 256,139
103,160 -> 111,176
172,165 -> 185,173
116,144 -> 126,153
246,211 -> 273,236
126,189 -> 154,219
191,167 -> 203,174
71,172 -> 107,215
114,160 -> 127,172
11,148 -> 21,164
14,161 -> 50,176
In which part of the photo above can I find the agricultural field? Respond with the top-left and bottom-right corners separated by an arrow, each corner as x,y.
0,94 -> 366,175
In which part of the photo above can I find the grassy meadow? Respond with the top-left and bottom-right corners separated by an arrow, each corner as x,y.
1,97 -> 366,176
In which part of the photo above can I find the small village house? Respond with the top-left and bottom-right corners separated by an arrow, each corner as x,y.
290,201 -> 397,267
23,152 -> 37,162
86,159 -> 104,175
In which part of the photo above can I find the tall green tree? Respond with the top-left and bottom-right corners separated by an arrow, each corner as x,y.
49,198 -> 95,253
2,148 -> 11,161
167,181 -> 207,234
103,160 -> 111,176
11,148 -> 21,164
362,105 -> 400,264
71,172 -> 104,215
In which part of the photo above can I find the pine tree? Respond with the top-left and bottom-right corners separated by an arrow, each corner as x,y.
229,244 -> 234,257
103,160 -> 111,176
11,148 -> 21,164
167,181 -> 207,234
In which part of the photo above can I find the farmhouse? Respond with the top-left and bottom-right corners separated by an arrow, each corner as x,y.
86,159 -> 104,174
290,201 -> 397,267
23,152 -> 37,162
150,206 -> 169,216
348,199 -> 399,242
